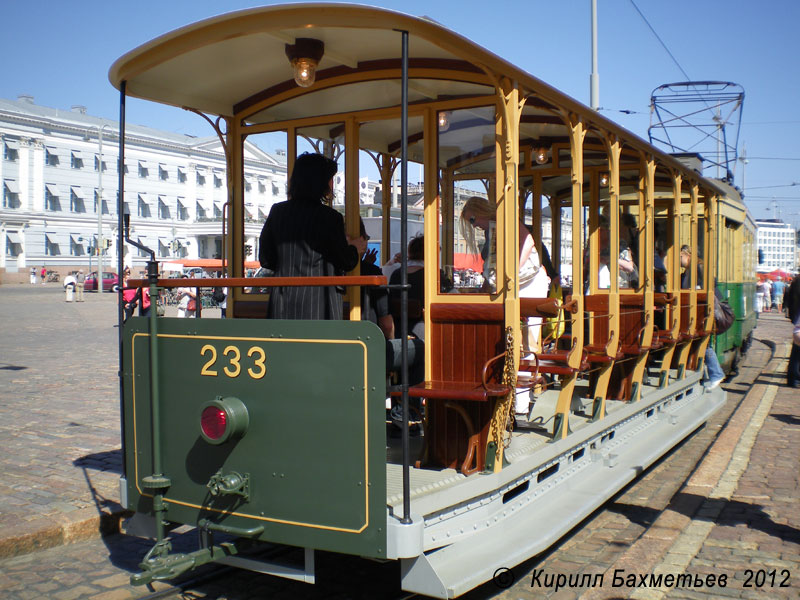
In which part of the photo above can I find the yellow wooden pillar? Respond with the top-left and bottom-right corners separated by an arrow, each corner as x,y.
423,107 -> 438,378
488,79 -> 523,472
552,113 -> 585,440
695,192 -> 717,366
344,116 -> 361,321
628,157 -> 655,402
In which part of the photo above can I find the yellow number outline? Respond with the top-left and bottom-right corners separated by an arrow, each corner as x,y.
247,346 -> 267,379
200,344 -> 218,376
223,345 -> 241,378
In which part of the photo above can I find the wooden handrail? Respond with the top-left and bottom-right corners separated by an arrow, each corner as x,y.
127,275 -> 387,289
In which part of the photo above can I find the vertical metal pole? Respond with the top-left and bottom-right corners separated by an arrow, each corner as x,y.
117,82 -> 127,479
400,29 -> 411,524
97,127 -> 104,294
590,0 -> 600,110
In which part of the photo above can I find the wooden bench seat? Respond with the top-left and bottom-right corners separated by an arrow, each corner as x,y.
406,380 -> 509,402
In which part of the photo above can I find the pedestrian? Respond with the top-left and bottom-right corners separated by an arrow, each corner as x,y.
75,270 -> 86,302
30,267 -> 37,285
772,277 -> 786,313
63,273 -> 76,302
786,276 -> 800,388
40,266 -> 46,285
176,278 -> 197,318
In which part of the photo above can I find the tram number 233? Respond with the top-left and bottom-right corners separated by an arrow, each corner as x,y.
200,344 -> 267,379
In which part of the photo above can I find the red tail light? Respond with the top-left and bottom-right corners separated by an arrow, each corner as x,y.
201,406 -> 228,440
199,397 -> 249,445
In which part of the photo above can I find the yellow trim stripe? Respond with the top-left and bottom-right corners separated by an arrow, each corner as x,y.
130,331 -> 371,533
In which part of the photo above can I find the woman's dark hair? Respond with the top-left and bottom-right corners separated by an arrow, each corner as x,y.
288,153 -> 338,203
408,235 -> 424,261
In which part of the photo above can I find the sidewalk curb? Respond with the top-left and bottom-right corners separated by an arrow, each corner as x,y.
0,509 -> 130,559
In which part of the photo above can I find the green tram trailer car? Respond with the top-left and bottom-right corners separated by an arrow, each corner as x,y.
112,5 -> 738,597
711,179 -> 757,374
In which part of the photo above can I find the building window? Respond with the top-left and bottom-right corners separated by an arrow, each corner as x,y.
177,199 -> 188,221
45,184 -> 61,211
178,166 -> 187,183
196,201 -> 207,220
137,238 -> 149,258
272,182 -> 280,195
159,164 -> 169,181
158,239 -> 170,258
70,234 -> 86,256
70,187 -> 86,213
45,233 -> 61,256
45,147 -> 59,166
3,140 -> 19,161
5,232 -> 22,256
197,171 -> 206,186
3,180 -> 21,208
213,202 -> 223,218
71,151 -> 84,169
138,160 -> 149,178
158,196 -> 171,220
258,179 -> 267,194
214,173 -> 223,188
94,155 -> 107,171
138,194 -> 151,218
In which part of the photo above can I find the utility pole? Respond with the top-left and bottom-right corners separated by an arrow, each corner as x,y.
590,0 -> 600,110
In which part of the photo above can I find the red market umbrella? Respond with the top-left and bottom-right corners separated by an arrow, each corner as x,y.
767,269 -> 792,281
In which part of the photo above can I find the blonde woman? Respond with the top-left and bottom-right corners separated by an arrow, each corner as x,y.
460,197 -> 550,414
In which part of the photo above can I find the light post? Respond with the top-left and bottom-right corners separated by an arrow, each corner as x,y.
95,124 -> 113,293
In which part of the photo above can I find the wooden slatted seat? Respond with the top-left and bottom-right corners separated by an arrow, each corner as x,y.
421,303 -> 510,475
618,294 -> 653,354
519,296 -> 582,375
407,380 -> 509,402
583,294 -> 621,363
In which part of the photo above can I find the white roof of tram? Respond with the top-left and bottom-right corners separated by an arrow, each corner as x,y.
108,3 -> 718,189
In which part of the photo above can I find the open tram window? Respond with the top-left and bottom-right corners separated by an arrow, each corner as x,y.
239,130 -> 288,293
438,106 -> 496,294
296,124 -> 345,207
358,116 -> 426,268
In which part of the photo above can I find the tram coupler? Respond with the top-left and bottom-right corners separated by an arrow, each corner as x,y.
130,539 -> 241,586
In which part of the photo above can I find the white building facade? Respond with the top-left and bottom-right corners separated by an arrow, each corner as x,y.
755,218 -> 797,273
1,96 -> 287,280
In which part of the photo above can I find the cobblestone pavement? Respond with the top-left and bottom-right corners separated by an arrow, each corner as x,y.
0,285 -> 796,599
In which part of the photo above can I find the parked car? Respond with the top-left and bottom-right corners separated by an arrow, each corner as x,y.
85,271 -> 119,292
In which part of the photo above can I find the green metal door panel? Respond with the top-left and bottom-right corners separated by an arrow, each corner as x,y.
123,317 -> 387,558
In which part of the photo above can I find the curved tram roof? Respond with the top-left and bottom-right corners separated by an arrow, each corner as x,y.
109,3 -> 717,193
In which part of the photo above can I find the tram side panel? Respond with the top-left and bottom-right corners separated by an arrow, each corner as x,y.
122,317 -> 388,558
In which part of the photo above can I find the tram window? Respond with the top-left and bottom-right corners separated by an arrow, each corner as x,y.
356,127 -> 425,267
439,106 -> 495,294
240,130 -> 289,293
297,124 -> 345,207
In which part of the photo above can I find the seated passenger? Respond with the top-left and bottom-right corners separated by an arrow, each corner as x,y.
389,235 -> 426,341
258,153 -> 366,319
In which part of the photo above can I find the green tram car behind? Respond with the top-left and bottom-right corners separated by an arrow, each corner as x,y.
111,5 -> 756,598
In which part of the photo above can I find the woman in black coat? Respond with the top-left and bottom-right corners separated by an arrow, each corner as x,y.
259,153 -> 365,320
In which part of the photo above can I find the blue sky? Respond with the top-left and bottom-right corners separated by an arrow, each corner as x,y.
2,0 -> 797,223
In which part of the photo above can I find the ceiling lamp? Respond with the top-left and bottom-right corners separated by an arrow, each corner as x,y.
600,173 -> 609,187
285,38 -> 325,88
534,147 -> 549,165
438,111 -> 451,132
